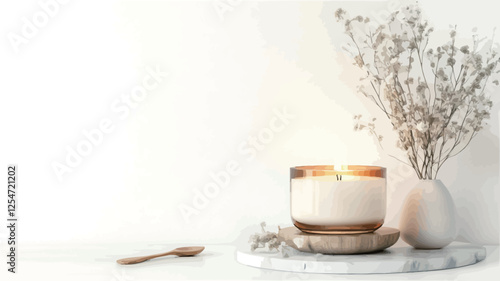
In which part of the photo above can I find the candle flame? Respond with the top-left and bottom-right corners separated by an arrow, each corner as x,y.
334,164 -> 348,171
334,164 -> 347,181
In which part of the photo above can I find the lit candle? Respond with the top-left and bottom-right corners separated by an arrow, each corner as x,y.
290,165 -> 386,234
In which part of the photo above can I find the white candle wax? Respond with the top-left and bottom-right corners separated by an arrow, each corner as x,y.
291,175 -> 386,226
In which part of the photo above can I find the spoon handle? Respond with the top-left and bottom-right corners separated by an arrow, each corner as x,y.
116,251 -> 174,265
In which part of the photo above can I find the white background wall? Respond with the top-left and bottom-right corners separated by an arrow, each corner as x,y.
0,0 -> 498,246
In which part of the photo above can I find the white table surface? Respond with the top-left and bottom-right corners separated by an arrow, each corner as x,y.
2,242 -> 499,281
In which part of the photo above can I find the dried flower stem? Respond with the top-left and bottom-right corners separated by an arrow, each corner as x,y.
337,5 -> 500,179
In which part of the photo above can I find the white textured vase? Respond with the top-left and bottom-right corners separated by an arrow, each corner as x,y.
399,179 -> 458,249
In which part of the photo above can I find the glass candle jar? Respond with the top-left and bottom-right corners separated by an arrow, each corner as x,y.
290,165 -> 386,234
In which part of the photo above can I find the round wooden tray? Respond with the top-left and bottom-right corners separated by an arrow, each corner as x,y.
279,226 -> 400,254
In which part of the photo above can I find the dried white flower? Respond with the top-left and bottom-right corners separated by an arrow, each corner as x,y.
248,222 -> 280,252
416,122 -> 429,132
338,5 -> 499,179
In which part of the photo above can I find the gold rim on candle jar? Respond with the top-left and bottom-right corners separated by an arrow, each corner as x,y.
290,165 -> 386,179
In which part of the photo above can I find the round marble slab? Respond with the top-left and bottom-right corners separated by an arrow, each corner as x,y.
279,226 -> 400,254
236,242 -> 486,274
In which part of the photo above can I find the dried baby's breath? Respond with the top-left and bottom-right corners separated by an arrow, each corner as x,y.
337,5 -> 500,179
248,222 -> 280,252
248,222 -> 298,257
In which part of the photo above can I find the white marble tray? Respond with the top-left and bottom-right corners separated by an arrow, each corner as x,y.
236,242 -> 486,274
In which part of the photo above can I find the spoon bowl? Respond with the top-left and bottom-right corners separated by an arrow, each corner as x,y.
171,246 -> 205,256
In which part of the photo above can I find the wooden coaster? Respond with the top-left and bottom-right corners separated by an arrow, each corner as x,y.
278,226 -> 400,254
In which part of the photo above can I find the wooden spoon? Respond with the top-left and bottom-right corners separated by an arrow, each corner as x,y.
116,246 -> 205,265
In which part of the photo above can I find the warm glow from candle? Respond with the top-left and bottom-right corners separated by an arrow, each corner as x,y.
334,164 -> 348,171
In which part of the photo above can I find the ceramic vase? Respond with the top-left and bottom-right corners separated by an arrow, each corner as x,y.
399,179 -> 458,249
